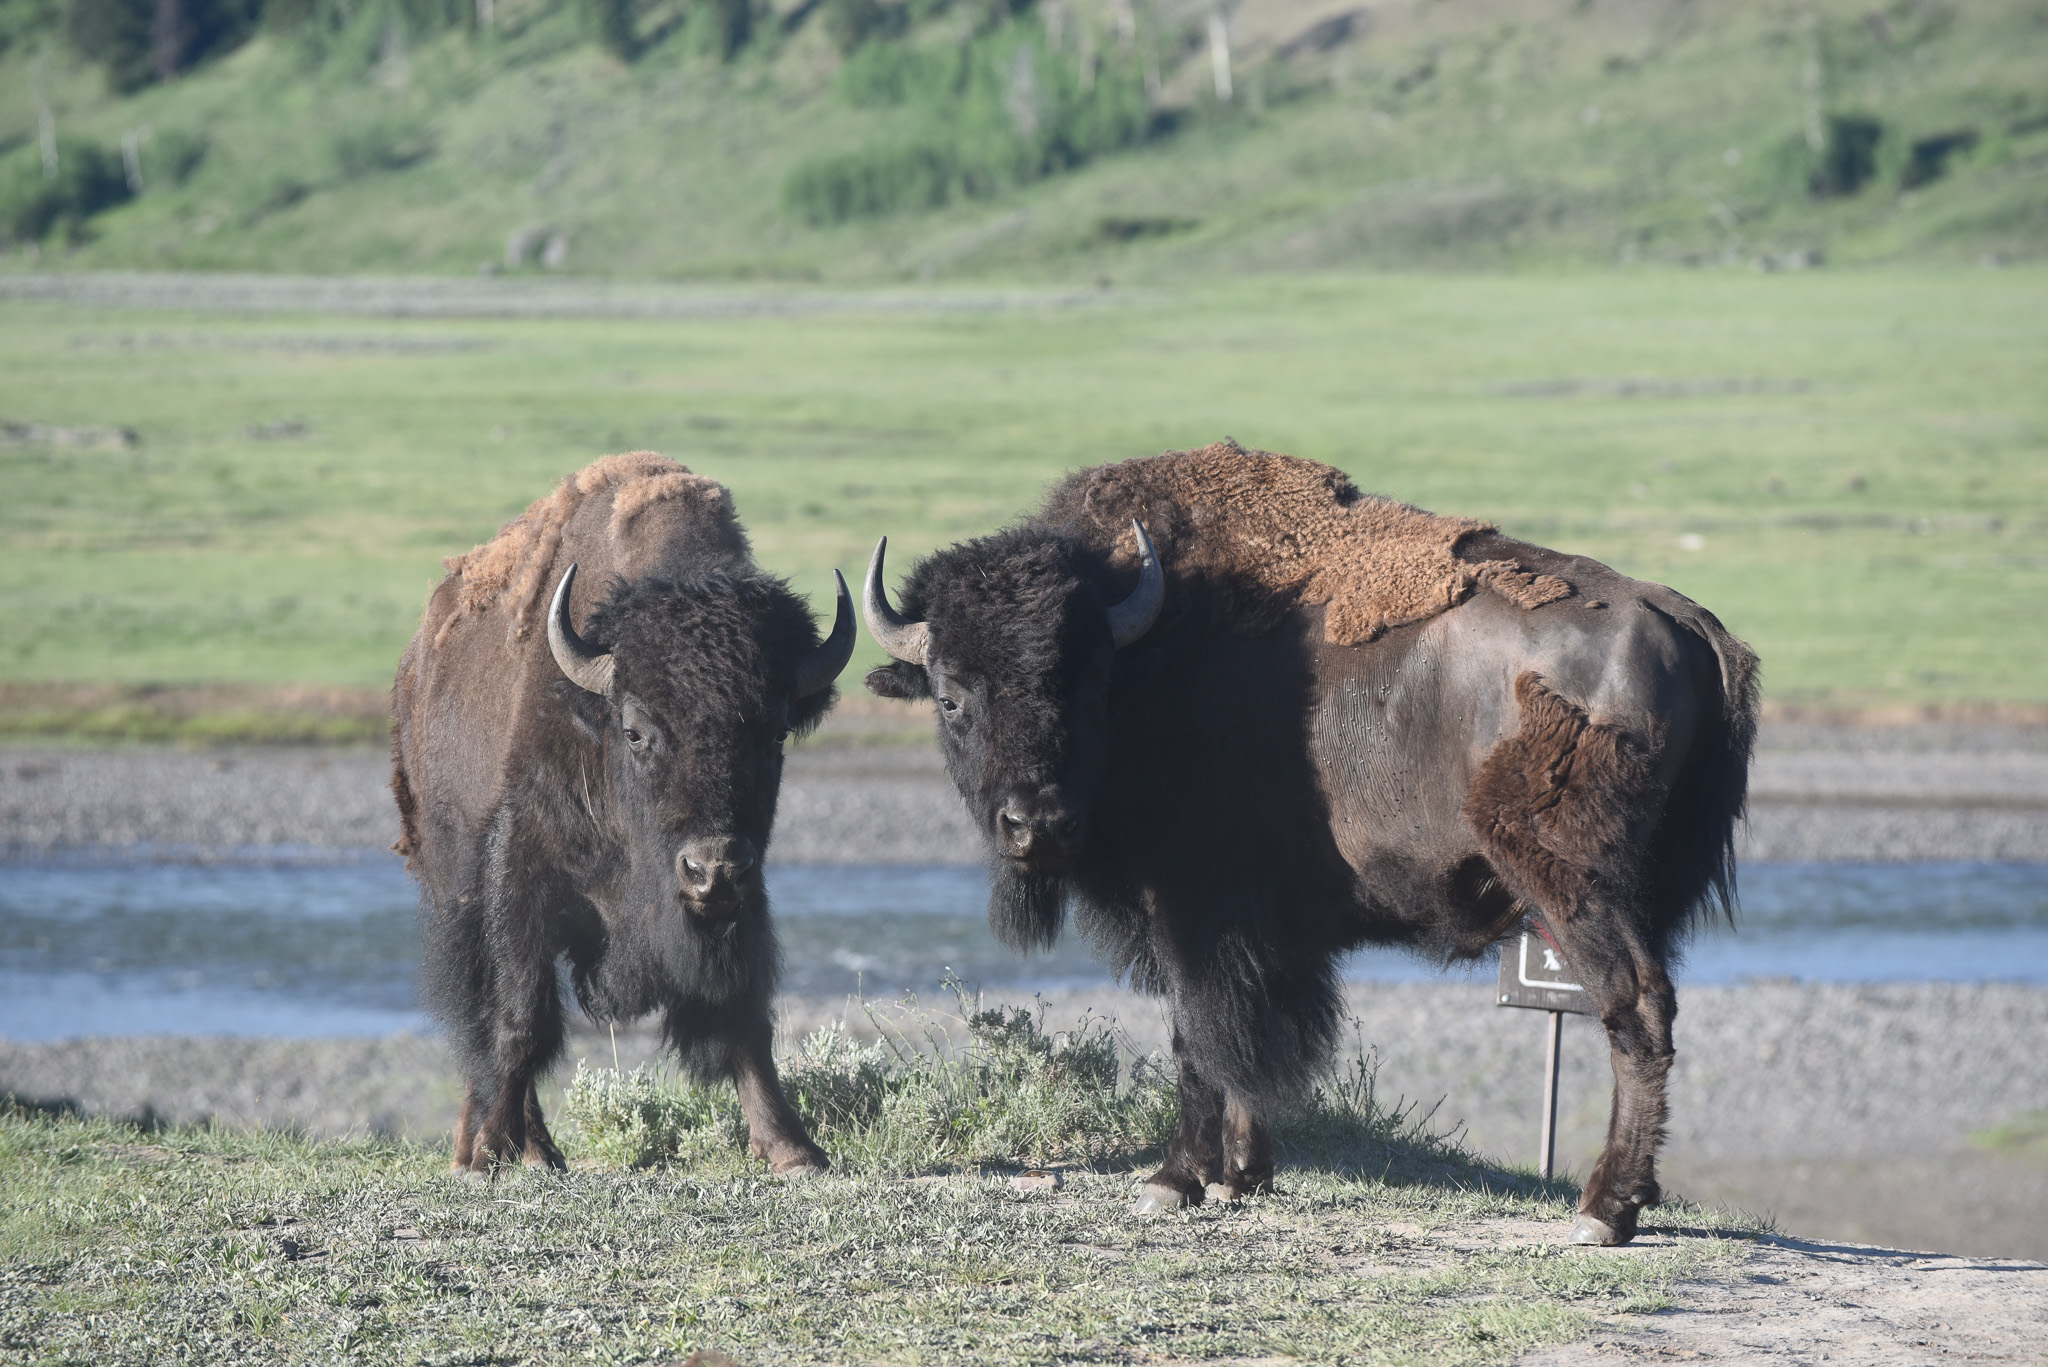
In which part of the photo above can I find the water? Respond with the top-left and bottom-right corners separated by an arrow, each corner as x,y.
1,856 -> 2044,1040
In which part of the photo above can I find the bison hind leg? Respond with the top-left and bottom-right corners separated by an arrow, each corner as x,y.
1463,671 -> 1678,1245
521,1079 -> 567,1170
1210,1094 -> 1275,1202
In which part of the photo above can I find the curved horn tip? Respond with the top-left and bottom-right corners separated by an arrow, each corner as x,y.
1130,519 -> 1158,565
795,569 -> 857,698
548,562 -> 617,695
862,535 -> 931,668
1107,520 -> 1165,649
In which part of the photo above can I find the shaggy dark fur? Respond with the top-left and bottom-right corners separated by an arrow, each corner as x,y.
868,444 -> 1758,1242
392,456 -> 842,1176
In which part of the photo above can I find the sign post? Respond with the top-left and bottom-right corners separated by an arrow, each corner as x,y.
1496,925 -> 1596,1180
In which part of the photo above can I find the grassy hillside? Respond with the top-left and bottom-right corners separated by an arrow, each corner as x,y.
2,267 -> 2043,711
0,0 -> 2043,279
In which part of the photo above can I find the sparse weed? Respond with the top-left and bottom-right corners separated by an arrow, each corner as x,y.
557,1060 -> 745,1168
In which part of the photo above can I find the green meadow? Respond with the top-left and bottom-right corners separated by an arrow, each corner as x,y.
2,267 -> 2044,716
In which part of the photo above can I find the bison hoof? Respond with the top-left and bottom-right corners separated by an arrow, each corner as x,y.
1569,1215 -> 1624,1246
1205,1174 -> 1273,1203
769,1149 -> 830,1178
1134,1182 -> 1194,1215
772,1159 -> 826,1179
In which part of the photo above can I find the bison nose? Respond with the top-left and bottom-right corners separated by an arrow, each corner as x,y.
996,800 -> 1083,861
996,808 -> 1036,858
677,836 -> 759,909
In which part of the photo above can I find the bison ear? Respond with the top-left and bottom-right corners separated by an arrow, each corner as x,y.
788,682 -> 837,738
552,676 -> 611,740
865,662 -> 930,701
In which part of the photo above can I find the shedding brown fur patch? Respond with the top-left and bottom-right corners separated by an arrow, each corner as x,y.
1462,672 -> 1660,919
1047,439 -> 1570,644
389,752 -> 420,863
435,453 -> 723,646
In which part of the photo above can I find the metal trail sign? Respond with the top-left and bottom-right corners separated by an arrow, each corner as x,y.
1496,924 -> 1595,1180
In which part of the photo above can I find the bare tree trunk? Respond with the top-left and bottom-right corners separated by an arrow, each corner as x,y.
1207,10 -> 1232,102
1800,14 -> 1824,152
34,57 -> 58,176
1140,0 -> 1159,105
151,0 -> 189,83
121,128 -> 146,194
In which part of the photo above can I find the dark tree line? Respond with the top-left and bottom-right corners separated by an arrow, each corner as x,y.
66,0 -> 260,90
54,0 -> 753,87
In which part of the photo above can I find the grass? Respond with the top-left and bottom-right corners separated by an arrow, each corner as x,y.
1971,1111 -> 2048,1163
0,0 -> 2042,280
0,682 -> 389,745
0,1003 -> 1768,1365
1,267 -> 2045,723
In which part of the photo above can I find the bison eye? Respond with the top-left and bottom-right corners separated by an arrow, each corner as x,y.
623,727 -> 647,750
939,695 -> 960,716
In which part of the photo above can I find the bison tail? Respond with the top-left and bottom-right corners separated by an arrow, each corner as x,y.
1653,607 -> 1760,940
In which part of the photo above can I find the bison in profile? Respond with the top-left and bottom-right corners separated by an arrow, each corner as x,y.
862,441 -> 1756,1244
391,453 -> 854,1175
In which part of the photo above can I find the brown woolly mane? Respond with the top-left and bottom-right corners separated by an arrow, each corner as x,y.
437,452 -> 730,645
1045,439 -> 1572,645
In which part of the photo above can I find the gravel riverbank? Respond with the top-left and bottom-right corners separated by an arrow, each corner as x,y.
7,721 -> 2048,862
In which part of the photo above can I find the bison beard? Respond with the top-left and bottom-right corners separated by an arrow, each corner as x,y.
988,863 -> 1068,951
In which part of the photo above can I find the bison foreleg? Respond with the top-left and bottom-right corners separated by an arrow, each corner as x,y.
452,1087 -> 479,1174
456,912 -> 569,1175
1136,1032 -> 1227,1214
732,1026 -> 828,1175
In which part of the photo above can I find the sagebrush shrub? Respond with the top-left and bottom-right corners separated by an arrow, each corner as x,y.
564,990 -> 1178,1174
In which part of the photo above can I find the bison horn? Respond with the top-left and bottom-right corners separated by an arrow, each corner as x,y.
1106,520 -> 1165,648
547,563 -> 616,696
862,537 -> 930,668
795,570 -> 856,698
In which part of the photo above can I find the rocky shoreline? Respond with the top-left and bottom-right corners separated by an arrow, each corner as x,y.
6,720 -> 2048,863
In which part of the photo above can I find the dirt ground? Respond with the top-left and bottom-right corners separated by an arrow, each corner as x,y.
1514,1226 -> 2048,1366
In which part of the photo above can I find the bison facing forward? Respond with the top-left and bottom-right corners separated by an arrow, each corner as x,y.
862,441 -> 1756,1245
392,453 -> 854,1175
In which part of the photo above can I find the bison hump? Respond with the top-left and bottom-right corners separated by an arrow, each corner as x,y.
434,452 -> 739,647
1046,438 -> 1571,644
